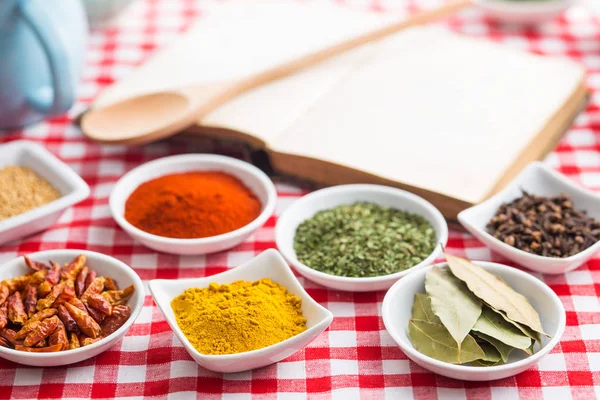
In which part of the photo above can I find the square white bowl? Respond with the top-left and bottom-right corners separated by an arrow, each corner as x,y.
382,261 -> 565,381
149,249 -> 333,373
458,162 -> 600,275
0,141 -> 90,245
0,250 -> 144,366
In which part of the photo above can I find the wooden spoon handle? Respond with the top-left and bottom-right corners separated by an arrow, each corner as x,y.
220,0 -> 473,98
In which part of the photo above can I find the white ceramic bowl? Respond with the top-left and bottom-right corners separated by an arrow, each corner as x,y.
382,261 -> 565,381
0,250 -> 144,367
275,184 -> 448,292
149,249 -> 333,373
0,141 -> 90,246
109,154 -> 277,255
458,162 -> 600,275
477,0 -> 574,24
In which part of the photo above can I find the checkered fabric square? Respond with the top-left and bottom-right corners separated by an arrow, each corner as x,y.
1,0 -> 600,398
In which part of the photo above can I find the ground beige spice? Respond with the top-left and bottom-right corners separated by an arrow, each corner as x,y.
0,165 -> 61,221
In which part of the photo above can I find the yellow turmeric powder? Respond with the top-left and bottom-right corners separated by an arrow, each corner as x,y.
171,278 -> 307,355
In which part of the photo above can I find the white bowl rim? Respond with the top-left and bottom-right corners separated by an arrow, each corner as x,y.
382,260 -> 566,373
0,140 -> 90,234
276,184 -> 449,284
0,249 -> 144,359
109,154 -> 277,245
458,161 -> 600,263
477,0 -> 574,10
148,248 -> 334,361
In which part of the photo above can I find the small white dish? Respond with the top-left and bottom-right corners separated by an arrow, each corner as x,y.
477,0 -> 574,24
0,141 -> 90,246
458,162 -> 600,275
382,260 -> 565,381
0,250 -> 144,367
149,249 -> 333,373
109,154 -> 277,255
275,184 -> 448,292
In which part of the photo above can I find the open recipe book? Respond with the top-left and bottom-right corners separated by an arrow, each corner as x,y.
94,1 -> 588,220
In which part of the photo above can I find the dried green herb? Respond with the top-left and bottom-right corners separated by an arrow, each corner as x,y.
293,202 -> 436,277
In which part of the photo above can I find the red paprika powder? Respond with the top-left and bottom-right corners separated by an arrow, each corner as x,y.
124,171 -> 262,239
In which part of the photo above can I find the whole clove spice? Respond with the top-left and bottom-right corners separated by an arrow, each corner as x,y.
486,191 -> 600,258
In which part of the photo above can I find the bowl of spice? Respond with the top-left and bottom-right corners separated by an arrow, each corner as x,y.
0,250 -> 143,366
109,154 -> 277,255
148,249 -> 333,373
0,141 -> 90,246
275,184 -> 448,292
458,162 -> 600,274
382,253 -> 565,381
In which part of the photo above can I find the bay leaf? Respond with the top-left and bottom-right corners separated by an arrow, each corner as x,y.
477,340 -> 502,363
445,253 -> 547,336
408,319 -> 485,364
472,307 -> 532,350
472,331 -> 515,363
471,359 -> 505,367
425,267 -> 482,347
411,293 -> 441,323
495,307 -> 543,347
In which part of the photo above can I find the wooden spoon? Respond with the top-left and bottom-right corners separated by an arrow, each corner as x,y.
82,0 -> 471,145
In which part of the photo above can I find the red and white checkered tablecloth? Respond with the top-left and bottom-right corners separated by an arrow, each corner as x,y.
1,0 -> 600,398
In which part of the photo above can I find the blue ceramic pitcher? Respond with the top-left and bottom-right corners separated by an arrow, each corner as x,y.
0,0 -> 88,129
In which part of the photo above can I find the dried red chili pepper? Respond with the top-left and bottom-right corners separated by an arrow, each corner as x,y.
103,276 -> 119,291
87,294 -> 112,316
36,282 -> 66,311
2,276 -> 29,293
0,337 -> 9,348
80,277 -> 105,303
24,316 -> 60,346
61,255 -> 86,283
52,283 -> 75,307
24,286 -> 38,317
74,266 -> 89,298
0,285 -> 8,306
48,323 -> 69,351
27,308 -> 57,324
84,270 -> 97,291
0,304 -> 7,329
69,332 -> 80,349
46,262 -> 61,285
14,344 -> 62,352
57,305 -> 79,333
101,305 -> 131,337
80,337 -> 102,347
7,292 -> 27,325
85,303 -> 105,324
15,320 -> 41,340
63,302 -> 101,338
28,269 -> 48,287
102,285 -> 134,306
37,281 -> 52,298
0,329 -> 23,346
68,298 -> 88,314
24,256 -> 48,271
